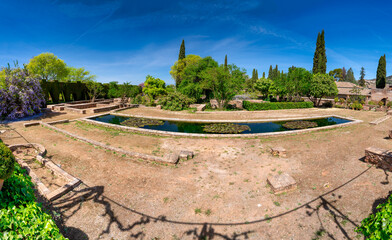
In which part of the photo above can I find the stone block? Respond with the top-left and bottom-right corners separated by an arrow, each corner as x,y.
23,122 -> 41,128
270,147 -> 287,157
179,150 -> 194,160
197,104 -> 206,111
210,99 -> 219,109
228,100 -> 243,109
164,153 -> 179,164
156,105 -> 162,109
267,173 -> 297,194
365,147 -> 392,171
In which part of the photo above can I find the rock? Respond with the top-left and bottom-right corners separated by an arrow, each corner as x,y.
228,100 -> 243,109
267,173 -> 297,194
156,105 -> 162,109
0,130 -> 6,134
164,153 -> 179,164
363,106 -> 370,111
365,147 -> 392,171
210,99 -> 219,109
389,130 -> 392,139
23,122 -> 41,128
179,150 -> 194,160
270,147 -> 286,157
189,104 -> 206,111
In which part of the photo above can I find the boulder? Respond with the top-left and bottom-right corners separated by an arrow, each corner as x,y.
228,100 -> 243,109
164,153 -> 179,164
267,173 -> 297,194
210,99 -> 219,109
270,147 -> 287,157
179,150 -> 194,160
365,147 -> 392,171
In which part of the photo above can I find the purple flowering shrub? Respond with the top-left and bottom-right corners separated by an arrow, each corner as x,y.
0,69 -> 45,120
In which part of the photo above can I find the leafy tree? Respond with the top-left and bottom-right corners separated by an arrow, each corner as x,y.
64,67 -> 96,82
346,68 -> 356,83
254,78 -> 275,99
200,65 -> 238,108
177,56 -> 218,100
170,54 -> 201,87
86,80 -> 104,102
179,40 -> 185,60
312,30 -> 327,74
143,75 -> 167,100
268,65 -> 273,79
306,73 -> 338,106
358,67 -> 366,87
286,67 -> 313,101
26,53 -> 69,80
107,81 -> 120,98
376,54 -> 386,89
329,68 -> 342,81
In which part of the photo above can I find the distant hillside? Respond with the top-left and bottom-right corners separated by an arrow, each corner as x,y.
368,75 -> 392,84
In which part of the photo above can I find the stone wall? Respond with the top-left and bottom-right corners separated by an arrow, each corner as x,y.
365,147 -> 392,171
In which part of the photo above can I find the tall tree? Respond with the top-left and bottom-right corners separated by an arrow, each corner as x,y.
262,72 -> 265,78
178,40 -> 185,61
341,67 -> 347,82
252,69 -> 256,80
358,67 -> 366,87
346,68 -> 356,83
376,55 -> 386,89
26,53 -> 69,80
224,55 -> 228,69
312,30 -> 327,74
255,70 -> 258,80
329,68 -> 342,81
268,65 -> 273,79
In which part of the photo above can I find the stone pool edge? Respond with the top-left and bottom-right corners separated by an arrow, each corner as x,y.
79,112 -> 362,138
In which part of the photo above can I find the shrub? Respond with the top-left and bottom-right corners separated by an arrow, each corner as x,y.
387,101 -> 392,108
0,143 -> 15,180
356,194 -> 392,239
339,98 -> 346,104
368,100 -> 377,106
350,101 -> 363,110
243,101 -> 313,111
378,101 -> 385,107
158,91 -> 195,111
321,101 -> 333,108
334,97 -> 339,103
0,159 -> 66,238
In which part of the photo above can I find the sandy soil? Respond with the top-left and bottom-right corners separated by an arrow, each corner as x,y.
1,108 -> 391,239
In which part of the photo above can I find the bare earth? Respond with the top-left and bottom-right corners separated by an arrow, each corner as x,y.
1,108 -> 391,240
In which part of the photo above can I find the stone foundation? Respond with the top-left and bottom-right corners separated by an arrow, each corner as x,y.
365,147 -> 392,171
267,173 -> 297,194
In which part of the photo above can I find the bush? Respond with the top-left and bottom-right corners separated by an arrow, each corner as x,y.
321,101 -> 333,108
0,157 -> 66,238
158,92 -> 195,111
243,101 -> 313,111
356,194 -> 392,239
368,100 -> 377,106
0,143 -> 15,180
387,101 -> 392,108
334,97 -> 339,103
350,101 -> 363,110
378,101 -> 385,107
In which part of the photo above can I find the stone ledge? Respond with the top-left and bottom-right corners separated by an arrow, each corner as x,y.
179,150 -> 194,160
370,116 -> 391,125
23,122 -> 41,128
9,143 -> 81,201
267,173 -> 297,194
46,119 -> 70,125
365,147 -> 392,171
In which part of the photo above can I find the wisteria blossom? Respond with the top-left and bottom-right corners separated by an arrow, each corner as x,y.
0,68 -> 45,120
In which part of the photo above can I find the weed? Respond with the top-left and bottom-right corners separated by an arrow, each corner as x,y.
194,208 -> 202,214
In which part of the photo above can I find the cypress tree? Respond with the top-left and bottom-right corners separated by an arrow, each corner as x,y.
262,72 -> 265,78
376,54 -> 386,89
358,67 -> 366,87
252,69 -> 255,80
346,68 -> 356,83
224,55 -> 228,69
268,65 -> 273,79
178,39 -> 185,60
341,67 -> 347,82
313,30 -> 327,74
255,70 -> 258,80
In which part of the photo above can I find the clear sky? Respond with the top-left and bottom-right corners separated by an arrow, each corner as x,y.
1,0 -> 391,84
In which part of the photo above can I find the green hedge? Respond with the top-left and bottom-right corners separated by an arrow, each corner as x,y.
0,150 -> 66,239
356,194 -> 392,239
243,101 -> 313,111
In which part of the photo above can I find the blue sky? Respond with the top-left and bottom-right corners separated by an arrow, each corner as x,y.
1,0 -> 392,84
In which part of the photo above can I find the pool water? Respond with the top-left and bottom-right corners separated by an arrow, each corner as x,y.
90,114 -> 352,134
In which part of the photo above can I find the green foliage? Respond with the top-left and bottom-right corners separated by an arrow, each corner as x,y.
368,100 -> 377,106
170,55 -> 202,87
387,101 -> 392,108
254,78 -> 275,99
64,67 -> 96,82
0,143 -> 15,180
346,68 -> 356,83
356,194 -> 392,239
243,101 -> 313,111
376,54 -> 387,89
0,163 -> 66,239
178,39 -> 185,61
329,68 -> 343,81
107,82 -> 141,99
312,30 -> 327,74
350,101 -> 363,110
378,101 -> 385,107
282,121 -> 317,130
27,53 -> 69,81
158,91 -> 195,111
307,73 -> 338,106
143,75 -> 167,100
285,67 -> 313,101
121,117 -> 164,128
334,97 -> 339,103
86,80 -> 104,101
203,123 -> 250,134
358,67 -> 366,87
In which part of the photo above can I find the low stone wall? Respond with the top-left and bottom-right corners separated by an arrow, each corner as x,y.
365,147 -> 392,171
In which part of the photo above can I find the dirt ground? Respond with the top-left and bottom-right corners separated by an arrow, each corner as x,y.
1,108 -> 392,240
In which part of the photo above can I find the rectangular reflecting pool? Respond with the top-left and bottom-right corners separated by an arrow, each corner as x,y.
89,114 -> 352,135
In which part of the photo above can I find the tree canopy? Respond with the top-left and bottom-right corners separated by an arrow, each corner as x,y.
26,53 -> 68,80
143,75 -> 167,100
312,30 -> 327,74
376,54 -> 386,89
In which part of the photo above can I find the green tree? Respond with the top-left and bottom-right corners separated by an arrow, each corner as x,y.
170,54 -> 201,87
262,72 -> 265,78
312,30 -> 327,74
268,65 -> 273,79
143,75 -> 167,100
201,65 -> 238,108
86,80 -> 104,102
224,55 -> 228,69
346,68 -> 356,83
341,67 -> 347,82
26,53 -> 69,80
64,67 -> 96,82
376,55 -> 386,89
255,70 -> 259,80
307,73 -> 338,106
358,67 -> 366,87
329,68 -> 342,81
286,67 -> 313,101
179,39 -> 185,60
254,78 -> 275,99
